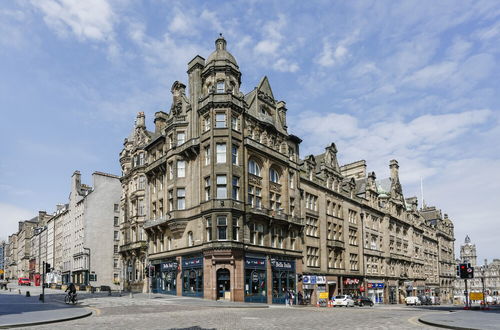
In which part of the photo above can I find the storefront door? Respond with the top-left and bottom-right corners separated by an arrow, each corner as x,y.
271,258 -> 295,304
217,268 -> 230,300
182,256 -> 203,297
244,257 -> 267,303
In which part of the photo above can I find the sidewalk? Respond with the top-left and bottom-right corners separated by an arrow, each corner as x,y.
0,292 -> 92,328
419,308 -> 500,330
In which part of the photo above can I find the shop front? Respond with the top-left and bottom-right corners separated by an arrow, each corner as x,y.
159,260 -> 178,295
366,281 -> 385,304
302,275 -> 327,304
342,277 -> 363,296
271,258 -> 295,304
244,256 -> 267,303
182,256 -> 203,297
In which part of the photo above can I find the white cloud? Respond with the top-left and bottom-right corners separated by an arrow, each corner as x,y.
316,30 -> 359,67
0,203 -> 36,242
30,0 -> 116,42
273,58 -> 299,72
254,39 -> 279,55
168,8 -> 194,35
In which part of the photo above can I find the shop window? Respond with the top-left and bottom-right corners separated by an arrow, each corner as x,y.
217,216 -> 227,240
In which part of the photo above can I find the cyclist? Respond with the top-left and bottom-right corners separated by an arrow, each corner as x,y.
65,282 -> 77,303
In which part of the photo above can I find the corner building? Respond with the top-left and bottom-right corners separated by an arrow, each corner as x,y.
131,36 -> 454,304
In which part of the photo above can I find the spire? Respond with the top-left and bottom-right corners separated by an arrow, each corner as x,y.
465,235 -> 471,244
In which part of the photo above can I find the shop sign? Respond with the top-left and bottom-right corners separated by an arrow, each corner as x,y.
270,258 -> 294,271
367,283 -> 384,289
344,278 -> 360,285
470,292 -> 483,300
303,284 -> 315,289
182,257 -> 203,268
245,257 -> 266,269
319,292 -> 329,299
303,275 -> 311,284
161,261 -> 178,271
316,276 -> 326,284
303,275 -> 326,284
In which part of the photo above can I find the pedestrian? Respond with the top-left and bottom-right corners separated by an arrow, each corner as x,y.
298,291 -> 303,305
284,290 -> 290,306
290,291 -> 294,306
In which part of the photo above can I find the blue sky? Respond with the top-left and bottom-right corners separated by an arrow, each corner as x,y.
1,0 -> 499,261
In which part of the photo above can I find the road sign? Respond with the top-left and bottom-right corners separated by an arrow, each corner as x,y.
0,270 -> 4,274
470,292 -> 483,300
319,292 -> 329,299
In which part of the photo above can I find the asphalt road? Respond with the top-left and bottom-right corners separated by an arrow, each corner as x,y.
3,283 -> 448,329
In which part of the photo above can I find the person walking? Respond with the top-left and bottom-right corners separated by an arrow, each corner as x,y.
284,290 -> 290,306
289,290 -> 294,306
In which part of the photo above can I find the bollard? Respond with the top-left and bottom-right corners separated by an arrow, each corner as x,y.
26,291 -> 30,297
18,289 -> 21,295
39,294 -> 44,301
9,288 -> 12,292
108,289 -> 112,296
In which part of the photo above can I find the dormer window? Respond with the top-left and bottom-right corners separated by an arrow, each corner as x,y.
216,81 -> 225,93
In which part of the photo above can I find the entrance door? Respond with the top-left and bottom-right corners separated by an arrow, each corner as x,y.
217,268 -> 230,300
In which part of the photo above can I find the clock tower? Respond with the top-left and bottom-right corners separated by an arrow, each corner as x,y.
460,235 -> 477,266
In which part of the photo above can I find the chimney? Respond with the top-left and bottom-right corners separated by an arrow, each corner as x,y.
136,112 -> 145,128
389,159 -> 399,180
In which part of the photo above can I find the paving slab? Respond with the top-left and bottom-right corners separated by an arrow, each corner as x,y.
0,293 -> 92,328
419,309 -> 500,330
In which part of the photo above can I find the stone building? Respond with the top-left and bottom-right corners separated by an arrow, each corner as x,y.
29,211 -> 52,284
454,236 -> 500,300
15,219 -> 39,279
119,112 -> 152,292
121,36 -> 455,304
5,234 -> 17,280
0,241 -> 6,279
59,171 -> 121,288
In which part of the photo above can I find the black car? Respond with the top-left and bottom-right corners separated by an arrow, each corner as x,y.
353,296 -> 374,306
417,295 -> 431,305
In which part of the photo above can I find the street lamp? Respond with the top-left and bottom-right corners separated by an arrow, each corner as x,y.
83,247 -> 91,286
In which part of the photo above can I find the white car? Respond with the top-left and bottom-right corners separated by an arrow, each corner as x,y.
333,295 -> 355,307
405,296 -> 421,306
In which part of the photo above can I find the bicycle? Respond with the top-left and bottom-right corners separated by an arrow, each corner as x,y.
64,292 -> 78,305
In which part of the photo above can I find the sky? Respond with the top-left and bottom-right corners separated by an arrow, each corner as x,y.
0,0 -> 499,262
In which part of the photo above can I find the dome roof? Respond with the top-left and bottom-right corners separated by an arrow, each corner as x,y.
206,34 -> 238,67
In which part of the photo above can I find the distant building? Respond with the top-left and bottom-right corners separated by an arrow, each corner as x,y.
59,171 -> 121,288
454,236 -> 500,299
0,241 -> 6,279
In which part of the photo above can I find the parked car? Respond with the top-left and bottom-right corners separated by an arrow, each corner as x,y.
18,277 -> 31,286
333,295 -> 355,307
405,296 -> 421,306
417,295 -> 431,305
353,296 -> 374,306
429,296 -> 440,305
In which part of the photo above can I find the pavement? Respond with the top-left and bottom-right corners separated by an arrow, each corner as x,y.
418,306 -> 500,330
0,289 -> 92,328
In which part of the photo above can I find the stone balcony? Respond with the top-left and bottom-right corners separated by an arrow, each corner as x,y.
119,240 -> 147,253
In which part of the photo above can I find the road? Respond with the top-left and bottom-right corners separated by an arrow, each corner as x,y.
2,283 -> 449,329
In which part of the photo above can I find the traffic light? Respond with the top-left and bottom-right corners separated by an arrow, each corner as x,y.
459,263 -> 474,279
456,265 -> 460,277
45,263 -> 51,274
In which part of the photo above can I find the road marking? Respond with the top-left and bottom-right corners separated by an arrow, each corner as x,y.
87,306 -> 102,316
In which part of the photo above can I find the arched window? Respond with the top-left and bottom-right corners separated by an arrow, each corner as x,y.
188,231 -> 194,247
248,160 -> 261,176
269,168 -> 280,183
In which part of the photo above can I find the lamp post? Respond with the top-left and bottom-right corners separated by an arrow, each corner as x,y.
480,265 -> 487,310
83,248 -> 91,286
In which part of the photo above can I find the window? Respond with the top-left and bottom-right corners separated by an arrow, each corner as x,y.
204,146 -> 210,165
232,176 -> 240,200
138,176 -> 146,189
217,216 -> 227,240
215,113 -> 226,128
114,204 -> 119,212
307,246 -> 320,267
305,193 -> 318,211
114,231 -> 119,241
168,162 -> 174,180
188,231 -> 194,246
349,253 -> 359,271
270,192 -> 281,211
177,188 -> 186,210
305,217 -> 319,237
114,258 -> 118,268
288,171 -> 294,189
250,223 -> 264,245
177,160 -> 186,178
114,245 -> 118,253
204,116 -> 210,131
216,81 -> 225,93
168,190 -> 174,211
216,143 -> 226,163
139,153 -> 144,165
232,217 -> 239,241
206,218 -> 212,241
177,132 -> 186,146
248,160 -> 261,176
269,168 -> 280,183
114,216 -> 119,226
349,229 -> 358,246
248,185 -> 262,208
216,175 -> 227,199
290,197 -> 295,216
204,177 -> 211,201
348,210 -> 357,224
231,145 -> 238,165
231,116 -> 238,131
